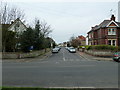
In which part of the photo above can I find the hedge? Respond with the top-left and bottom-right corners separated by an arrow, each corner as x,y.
80,45 -> 120,51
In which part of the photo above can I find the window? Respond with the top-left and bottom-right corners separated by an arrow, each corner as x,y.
108,40 -> 111,45
108,28 -> 116,35
112,40 -> 116,46
108,40 -> 116,46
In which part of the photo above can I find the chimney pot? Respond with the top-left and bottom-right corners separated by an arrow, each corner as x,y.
11,20 -> 14,24
111,14 -> 115,21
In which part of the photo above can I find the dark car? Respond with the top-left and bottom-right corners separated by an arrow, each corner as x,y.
113,52 -> 120,62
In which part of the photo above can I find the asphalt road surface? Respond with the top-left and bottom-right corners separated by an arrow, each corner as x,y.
2,47 -> 118,88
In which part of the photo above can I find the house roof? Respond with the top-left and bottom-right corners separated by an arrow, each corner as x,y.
77,35 -> 86,41
1,18 -> 27,31
92,20 -> 113,30
8,18 -> 27,30
88,15 -> 120,34
116,22 -> 120,27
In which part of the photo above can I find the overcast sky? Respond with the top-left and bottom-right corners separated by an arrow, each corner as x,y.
4,0 -> 119,44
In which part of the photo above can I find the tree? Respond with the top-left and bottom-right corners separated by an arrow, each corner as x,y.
71,39 -> 81,48
1,2 -> 26,52
2,24 -> 16,52
20,27 -> 36,52
0,2 -> 25,24
40,20 -> 52,38
2,25 -> 16,52
69,35 -> 81,48
5,31 -> 16,52
33,19 -> 53,50
34,19 -> 43,50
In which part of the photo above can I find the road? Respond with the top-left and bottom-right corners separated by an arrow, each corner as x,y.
2,47 -> 118,88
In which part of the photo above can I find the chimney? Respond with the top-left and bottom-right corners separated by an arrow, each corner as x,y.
11,20 -> 14,24
111,14 -> 115,21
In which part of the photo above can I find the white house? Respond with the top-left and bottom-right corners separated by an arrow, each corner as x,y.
8,18 -> 27,35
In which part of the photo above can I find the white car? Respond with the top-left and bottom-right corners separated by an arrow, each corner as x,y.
69,47 -> 76,53
65,47 -> 69,50
55,46 -> 61,51
52,48 -> 59,53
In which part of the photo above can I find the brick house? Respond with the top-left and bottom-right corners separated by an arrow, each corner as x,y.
87,15 -> 120,46
76,35 -> 86,46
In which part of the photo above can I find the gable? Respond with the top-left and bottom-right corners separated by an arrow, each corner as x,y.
109,22 -> 117,27
8,19 -> 27,33
106,20 -> 119,27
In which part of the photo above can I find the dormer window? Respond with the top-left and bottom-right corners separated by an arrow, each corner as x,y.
108,28 -> 116,35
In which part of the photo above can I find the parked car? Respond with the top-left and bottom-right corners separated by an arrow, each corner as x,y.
55,46 -> 61,51
113,52 -> 120,62
69,47 -> 76,53
52,48 -> 59,53
65,47 -> 70,50
65,47 -> 68,50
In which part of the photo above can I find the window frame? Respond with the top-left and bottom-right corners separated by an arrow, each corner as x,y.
108,28 -> 116,35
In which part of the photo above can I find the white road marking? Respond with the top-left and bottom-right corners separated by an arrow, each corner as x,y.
47,87 -> 96,89
62,50 -> 66,61
55,62 -> 59,64
63,58 -> 66,61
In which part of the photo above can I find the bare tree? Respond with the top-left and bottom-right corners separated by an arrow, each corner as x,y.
34,18 -> 52,38
69,35 -> 81,48
40,20 -> 52,37
0,2 -> 25,24
1,2 -> 25,52
69,35 -> 76,42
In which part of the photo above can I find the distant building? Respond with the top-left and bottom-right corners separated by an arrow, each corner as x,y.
63,42 -> 67,47
87,15 -> 120,46
118,1 -> 120,22
76,35 -> 86,46
86,36 -> 88,45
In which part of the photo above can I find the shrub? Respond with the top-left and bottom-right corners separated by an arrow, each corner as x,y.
85,45 -> 92,50
117,46 -> 120,51
84,45 -> 119,51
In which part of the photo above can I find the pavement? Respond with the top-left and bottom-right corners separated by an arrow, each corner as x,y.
77,51 -> 113,61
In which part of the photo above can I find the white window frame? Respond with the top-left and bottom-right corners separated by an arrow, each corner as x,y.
108,28 -> 116,35
108,39 -> 116,46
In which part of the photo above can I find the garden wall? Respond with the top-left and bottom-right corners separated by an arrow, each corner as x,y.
84,50 -> 114,57
2,49 -> 50,59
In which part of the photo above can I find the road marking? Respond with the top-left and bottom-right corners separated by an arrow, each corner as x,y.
63,58 -> 66,61
62,50 -> 66,61
62,65 -> 95,67
56,62 -> 59,64
47,87 -> 96,89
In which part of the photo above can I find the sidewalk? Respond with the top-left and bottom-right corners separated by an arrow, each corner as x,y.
77,51 -> 113,61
